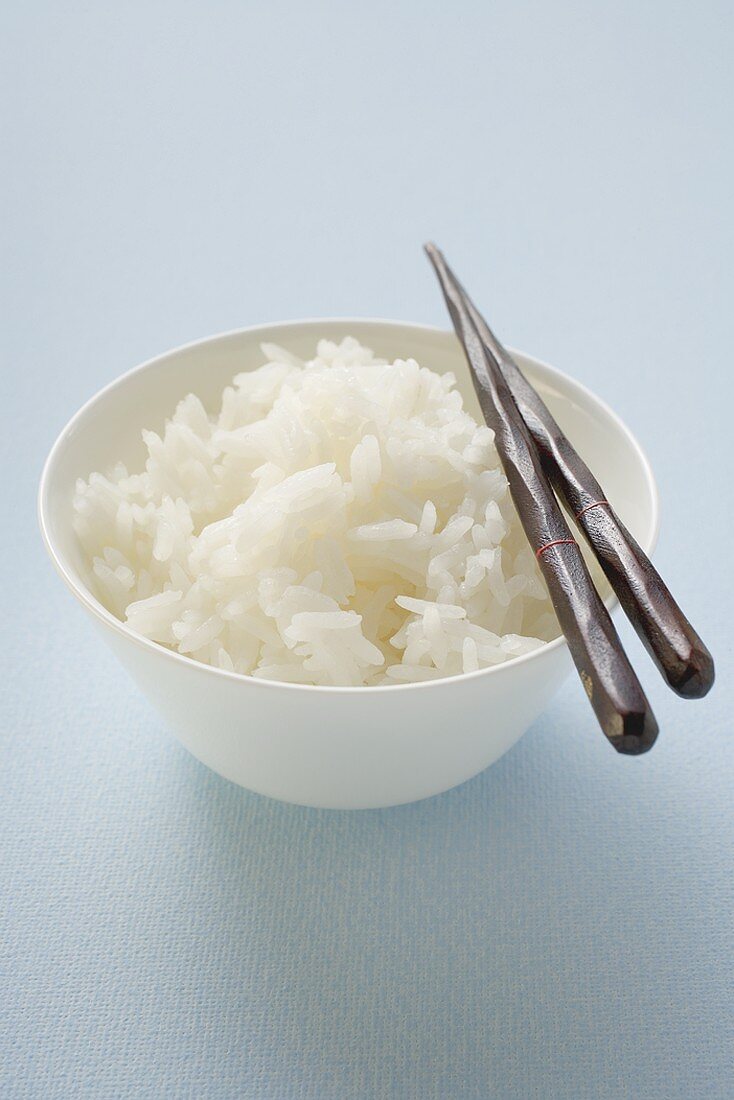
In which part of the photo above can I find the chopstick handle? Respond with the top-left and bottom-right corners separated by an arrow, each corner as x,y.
465,298 -> 715,699
425,244 -> 658,754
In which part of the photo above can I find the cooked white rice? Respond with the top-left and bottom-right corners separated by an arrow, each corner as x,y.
73,337 -> 558,685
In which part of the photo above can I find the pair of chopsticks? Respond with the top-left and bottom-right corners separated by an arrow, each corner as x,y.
425,244 -> 714,754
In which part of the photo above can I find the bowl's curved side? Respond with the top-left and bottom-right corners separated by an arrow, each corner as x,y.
97,606 -> 573,808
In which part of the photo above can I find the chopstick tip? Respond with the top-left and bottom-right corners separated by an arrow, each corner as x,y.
611,708 -> 659,755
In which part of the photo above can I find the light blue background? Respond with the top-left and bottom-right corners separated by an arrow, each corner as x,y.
3,3 -> 733,1097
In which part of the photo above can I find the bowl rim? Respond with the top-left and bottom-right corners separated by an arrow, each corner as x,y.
38,316 -> 661,695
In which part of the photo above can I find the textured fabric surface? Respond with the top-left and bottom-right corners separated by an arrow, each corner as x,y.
2,2 -> 733,1097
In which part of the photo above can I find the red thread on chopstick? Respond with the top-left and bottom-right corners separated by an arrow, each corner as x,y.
536,538 -> 577,560
575,500 -> 610,520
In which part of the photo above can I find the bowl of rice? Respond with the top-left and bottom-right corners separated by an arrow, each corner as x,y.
39,319 -> 659,808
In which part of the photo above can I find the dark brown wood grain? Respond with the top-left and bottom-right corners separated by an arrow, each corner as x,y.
425,243 -> 659,755
453,264 -> 715,700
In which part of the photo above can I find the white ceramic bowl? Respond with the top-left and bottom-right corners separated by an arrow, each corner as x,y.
39,320 -> 659,809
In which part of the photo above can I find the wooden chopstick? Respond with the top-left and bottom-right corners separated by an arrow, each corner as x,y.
425,243 -> 659,755
444,257 -> 715,700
